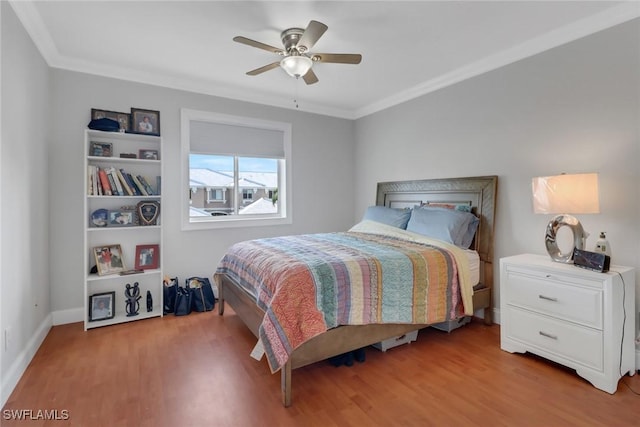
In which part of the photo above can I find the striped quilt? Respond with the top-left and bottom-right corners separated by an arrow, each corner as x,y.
215,220 -> 474,373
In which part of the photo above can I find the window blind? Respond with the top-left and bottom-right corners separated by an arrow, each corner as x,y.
190,120 -> 285,158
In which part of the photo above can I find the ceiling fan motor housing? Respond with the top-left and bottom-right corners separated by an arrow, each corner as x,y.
281,28 -> 307,54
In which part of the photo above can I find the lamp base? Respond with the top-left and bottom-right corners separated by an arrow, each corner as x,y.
544,214 -> 587,263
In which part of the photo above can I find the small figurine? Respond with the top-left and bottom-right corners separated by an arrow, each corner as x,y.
125,282 -> 141,317
146,290 -> 153,312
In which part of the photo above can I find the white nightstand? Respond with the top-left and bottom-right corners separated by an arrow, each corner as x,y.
500,254 -> 636,393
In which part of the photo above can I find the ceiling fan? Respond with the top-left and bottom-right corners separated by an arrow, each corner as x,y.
233,20 -> 362,85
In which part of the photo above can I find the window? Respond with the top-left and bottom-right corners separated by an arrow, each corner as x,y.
181,109 -> 292,229
206,188 -> 225,203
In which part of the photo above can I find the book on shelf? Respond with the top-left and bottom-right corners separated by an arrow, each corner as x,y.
106,167 -> 124,196
87,165 -> 96,195
88,162 -> 159,197
124,172 -> 142,195
131,175 -> 149,196
97,168 -> 112,196
137,175 -> 155,195
115,168 -> 133,196
95,167 -> 102,195
105,168 -> 121,196
120,171 -> 137,195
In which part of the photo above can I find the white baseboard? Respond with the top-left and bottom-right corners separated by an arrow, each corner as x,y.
52,307 -> 84,326
1,315 -> 52,407
492,307 -> 501,325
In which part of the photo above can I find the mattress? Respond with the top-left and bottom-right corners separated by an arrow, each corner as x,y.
465,248 -> 480,287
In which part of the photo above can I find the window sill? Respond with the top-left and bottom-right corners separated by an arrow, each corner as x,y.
182,215 -> 292,231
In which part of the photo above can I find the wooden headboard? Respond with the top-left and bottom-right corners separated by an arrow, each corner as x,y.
375,176 -> 498,321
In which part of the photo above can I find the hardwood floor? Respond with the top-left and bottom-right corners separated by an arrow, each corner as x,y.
3,310 -> 640,426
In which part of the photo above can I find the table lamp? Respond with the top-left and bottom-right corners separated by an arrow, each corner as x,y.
532,173 -> 599,263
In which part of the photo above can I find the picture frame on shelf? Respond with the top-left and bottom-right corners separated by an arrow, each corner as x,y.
131,108 -> 160,136
139,149 -> 159,160
89,291 -> 116,321
93,244 -> 126,276
91,108 -> 130,133
90,208 -> 108,228
108,210 -> 135,227
136,201 -> 160,226
135,244 -> 159,270
89,142 -> 113,157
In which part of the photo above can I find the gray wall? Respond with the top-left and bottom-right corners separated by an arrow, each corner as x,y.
2,0 -> 639,406
354,19 -> 640,323
1,2 -> 52,402
48,71 -> 356,314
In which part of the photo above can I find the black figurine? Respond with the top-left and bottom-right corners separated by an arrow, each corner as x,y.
146,290 -> 153,312
125,282 -> 141,317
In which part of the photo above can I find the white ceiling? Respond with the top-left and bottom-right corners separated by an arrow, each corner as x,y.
10,1 -> 640,119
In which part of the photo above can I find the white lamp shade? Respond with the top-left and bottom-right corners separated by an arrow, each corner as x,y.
532,173 -> 599,214
280,56 -> 313,77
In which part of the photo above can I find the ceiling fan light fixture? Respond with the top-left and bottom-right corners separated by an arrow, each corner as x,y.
280,55 -> 313,77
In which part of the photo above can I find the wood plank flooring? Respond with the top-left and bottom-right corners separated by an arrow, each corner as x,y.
3,309 -> 640,426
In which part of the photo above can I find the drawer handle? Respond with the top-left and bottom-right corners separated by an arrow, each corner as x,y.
538,294 -> 558,302
539,331 -> 558,340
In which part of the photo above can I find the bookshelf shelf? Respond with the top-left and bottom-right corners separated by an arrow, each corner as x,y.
83,129 -> 163,330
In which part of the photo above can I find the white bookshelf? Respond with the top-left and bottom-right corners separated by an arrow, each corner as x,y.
83,129 -> 163,330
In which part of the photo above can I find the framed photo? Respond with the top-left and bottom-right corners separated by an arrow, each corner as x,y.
108,210 -> 136,227
135,244 -> 159,270
91,109 -> 130,133
139,149 -> 159,160
92,244 -> 126,276
131,108 -> 160,136
90,142 -> 113,157
89,291 -> 115,321
90,208 -> 108,228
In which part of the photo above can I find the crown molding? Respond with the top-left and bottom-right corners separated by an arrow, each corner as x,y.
354,2 -> 640,119
8,0 -> 59,65
10,0 -> 639,121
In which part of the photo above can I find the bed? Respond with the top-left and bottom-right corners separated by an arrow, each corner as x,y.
214,175 -> 497,406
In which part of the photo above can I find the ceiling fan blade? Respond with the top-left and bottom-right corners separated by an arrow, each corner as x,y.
297,20 -> 328,52
233,36 -> 283,54
302,69 -> 319,85
246,62 -> 281,76
312,53 -> 362,64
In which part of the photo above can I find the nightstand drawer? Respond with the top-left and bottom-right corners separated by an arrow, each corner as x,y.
504,307 -> 603,371
505,270 -> 602,329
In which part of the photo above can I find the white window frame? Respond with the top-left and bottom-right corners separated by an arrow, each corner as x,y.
181,109 -> 292,230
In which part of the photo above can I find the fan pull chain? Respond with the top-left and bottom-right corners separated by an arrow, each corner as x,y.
293,76 -> 300,108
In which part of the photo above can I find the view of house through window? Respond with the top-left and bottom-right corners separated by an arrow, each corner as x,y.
189,154 -> 279,217
181,108 -> 291,229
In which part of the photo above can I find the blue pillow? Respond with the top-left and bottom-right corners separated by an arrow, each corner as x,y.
406,207 -> 479,248
362,206 -> 411,229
